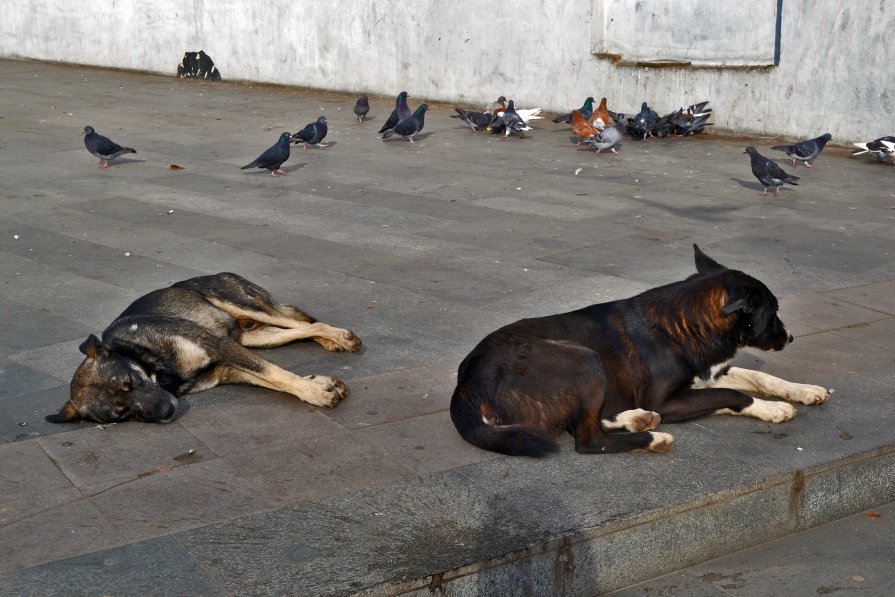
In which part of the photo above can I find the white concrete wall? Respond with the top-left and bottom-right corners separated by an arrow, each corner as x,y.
1,0 -> 893,140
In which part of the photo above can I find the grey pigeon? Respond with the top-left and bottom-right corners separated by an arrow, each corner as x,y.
452,107 -> 493,132
353,95 -> 370,123
771,133 -> 833,168
630,102 -> 659,140
241,132 -> 291,176
580,120 -> 625,155
553,96 -> 595,124
378,91 -> 411,134
744,146 -> 800,196
850,136 -> 895,164
493,99 -> 530,137
83,125 -> 136,169
291,116 -> 329,150
381,104 -> 429,142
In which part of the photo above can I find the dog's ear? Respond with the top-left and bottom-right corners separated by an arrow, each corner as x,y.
693,244 -> 727,274
79,334 -> 109,359
45,400 -> 81,424
721,290 -> 753,315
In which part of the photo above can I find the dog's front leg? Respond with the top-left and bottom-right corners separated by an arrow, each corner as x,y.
219,362 -> 348,407
712,367 -> 830,405
658,388 -> 795,424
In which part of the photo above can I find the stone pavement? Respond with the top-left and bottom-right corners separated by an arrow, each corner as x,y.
0,59 -> 894,595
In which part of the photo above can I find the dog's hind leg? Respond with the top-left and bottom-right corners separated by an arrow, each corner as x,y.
602,409 -> 662,432
710,367 -> 830,405
575,410 -> 673,453
238,322 -> 362,352
574,427 -> 674,454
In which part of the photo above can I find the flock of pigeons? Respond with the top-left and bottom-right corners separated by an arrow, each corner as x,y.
81,90 -> 893,194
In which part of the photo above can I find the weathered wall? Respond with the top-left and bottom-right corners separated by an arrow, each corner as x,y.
1,0 -> 892,139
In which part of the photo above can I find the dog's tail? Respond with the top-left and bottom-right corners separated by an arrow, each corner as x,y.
450,388 -> 559,458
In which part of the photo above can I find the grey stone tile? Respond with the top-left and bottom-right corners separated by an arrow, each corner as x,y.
354,410 -> 499,475
36,422 -> 215,493
179,392 -> 349,456
8,339 -> 85,384
0,297 -> 92,356
0,382 -> 74,442
0,498 -> 121,575
0,538 -> 226,597
613,502 -> 895,597
221,431 -> 414,506
0,358 -> 63,400
831,316 -> 895,352
0,220 -> 203,292
322,360 -> 459,429
89,458 -> 276,541
777,292 -> 890,334
174,470 -> 519,596
0,440 -> 79,527
826,280 -> 895,315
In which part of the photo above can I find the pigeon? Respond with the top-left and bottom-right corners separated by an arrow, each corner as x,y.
381,104 -> 429,142
850,136 -> 895,164
591,97 -> 611,130
353,95 -> 370,123
291,116 -> 328,150
771,133 -> 833,168
241,132 -> 291,176
378,91 -> 411,134
580,120 -> 625,155
630,102 -> 659,140
452,107 -> 494,133
553,96 -> 595,124
486,95 -> 508,115
744,146 -> 800,196
571,109 -> 598,143
82,126 -> 136,169
490,99 -> 531,137
671,111 -> 713,136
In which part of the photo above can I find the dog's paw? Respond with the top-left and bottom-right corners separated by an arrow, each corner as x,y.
647,432 -> 674,453
316,329 -> 362,353
744,398 -> 796,423
782,383 -> 831,405
302,375 -> 349,407
608,408 -> 661,432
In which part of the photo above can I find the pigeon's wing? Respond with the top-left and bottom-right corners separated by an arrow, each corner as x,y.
242,143 -> 283,169
791,139 -> 819,158
379,109 -> 401,133
766,160 -> 799,183
293,122 -> 316,143
392,115 -> 417,137
85,133 -> 136,158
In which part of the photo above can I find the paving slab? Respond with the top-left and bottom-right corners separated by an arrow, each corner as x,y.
1,59 -> 895,594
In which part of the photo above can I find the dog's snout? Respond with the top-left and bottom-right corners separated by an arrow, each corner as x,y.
788,333 -> 794,344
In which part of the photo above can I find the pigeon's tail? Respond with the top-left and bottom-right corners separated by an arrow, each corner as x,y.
552,113 -> 572,124
240,161 -> 258,170
770,144 -> 793,152
380,130 -> 395,141
851,142 -> 871,156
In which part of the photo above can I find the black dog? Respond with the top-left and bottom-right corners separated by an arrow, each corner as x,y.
46,273 -> 361,424
450,246 -> 830,456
